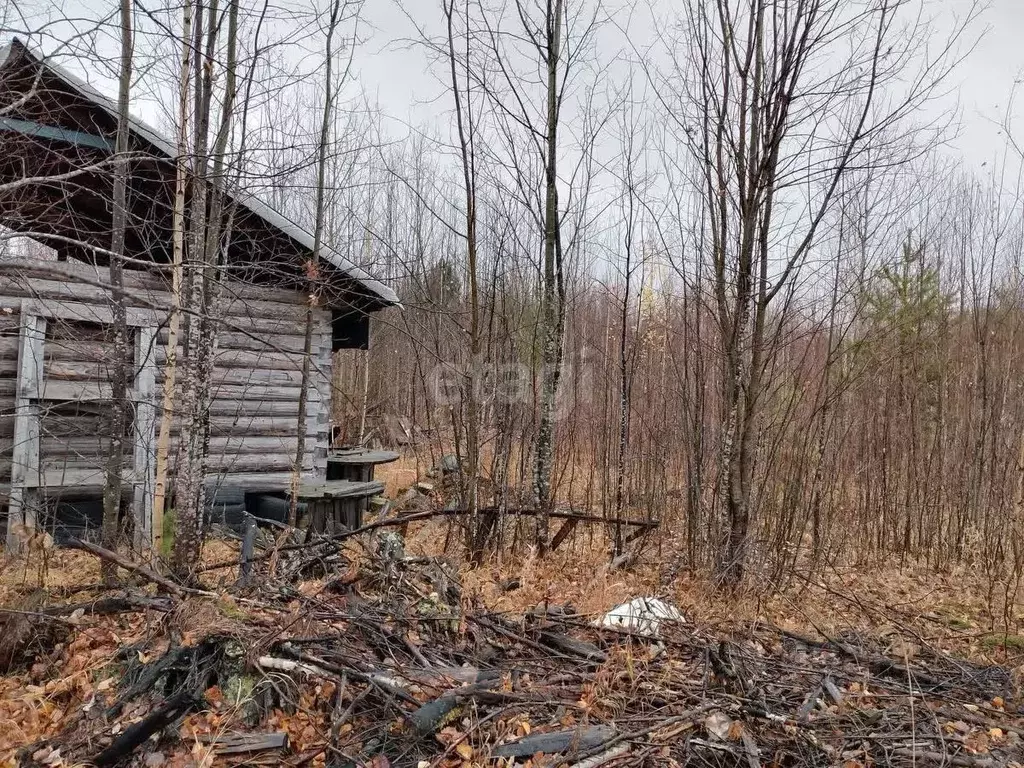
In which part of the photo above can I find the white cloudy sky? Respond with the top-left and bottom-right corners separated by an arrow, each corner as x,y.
4,0 -> 1023,170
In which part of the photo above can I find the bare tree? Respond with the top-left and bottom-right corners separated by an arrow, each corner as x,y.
172,0 -> 241,578
290,0 -> 361,525
658,0 -> 974,585
99,0 -> 134,579
153,0 -> 193,556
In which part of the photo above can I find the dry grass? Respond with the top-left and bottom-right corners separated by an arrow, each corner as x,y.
395,513 -> 1024,667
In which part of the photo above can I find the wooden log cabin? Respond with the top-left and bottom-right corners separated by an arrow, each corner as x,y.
0,39 -> 399,547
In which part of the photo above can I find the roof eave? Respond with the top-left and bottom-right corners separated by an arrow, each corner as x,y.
1,37 -> 399,310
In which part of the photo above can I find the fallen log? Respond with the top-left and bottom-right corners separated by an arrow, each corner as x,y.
65,539 -> 211,597
538,630 -> 608,662
42,593 -> 174,616
492,726 -> 618,758
568,703 -> 719,763
408,675 -> 504,734
201,507 -> 660,573
92,690 -> 200,766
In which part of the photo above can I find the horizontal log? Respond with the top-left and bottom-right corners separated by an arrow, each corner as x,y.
0,258 -> 311,306
202,453 -> 311,473
40,434 -> 304,456
0,278 -> 323,325
26,467 -> 139,488
40,435 -> 113,457
0,296 -> 164,326
0,336 -> 17,360
208,399 -> 305,417
207,384 -> 305,403
39,381 -> 122,401
43,359 -> 117,381
157,329 -> 308,354
47,339 -> 119,364
156,346 -> 305,372
206,471 -> 317,491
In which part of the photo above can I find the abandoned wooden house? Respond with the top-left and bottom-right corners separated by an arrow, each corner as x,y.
0,39 -> 399,547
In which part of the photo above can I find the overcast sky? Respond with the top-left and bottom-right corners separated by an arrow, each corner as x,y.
354,0 -> 1024,172
5,0 -> 1023,170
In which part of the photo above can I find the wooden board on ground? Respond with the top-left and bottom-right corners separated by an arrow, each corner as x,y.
297,479 -> 385,500
327,449 -> 400,466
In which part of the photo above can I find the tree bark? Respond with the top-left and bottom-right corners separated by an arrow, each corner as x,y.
101,0 -> 133,580
153,0 -> 193,555
533,0 -> 565,556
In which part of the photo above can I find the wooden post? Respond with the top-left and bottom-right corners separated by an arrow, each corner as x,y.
7,306 -> 45,551
239,512 -> 256,585
133,325 -> 158,551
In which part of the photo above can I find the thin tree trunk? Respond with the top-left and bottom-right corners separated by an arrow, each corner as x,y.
291,0 -> 343,526
443,0 -> 481,560
172,0 -> 239,578
101,0 -> 133,580
153,0 -> 192,554
533,0 -> 564,556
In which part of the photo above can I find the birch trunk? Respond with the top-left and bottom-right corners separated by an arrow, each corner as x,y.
172,0 -> 239,578
153,0 -> 192,553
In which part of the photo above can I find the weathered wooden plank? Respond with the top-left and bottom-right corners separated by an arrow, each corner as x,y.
313,324 -> 332,474
7,309 -> 45,549
197,731 -> 289,755
297,479 -> 385,500
134,325 -> 157,549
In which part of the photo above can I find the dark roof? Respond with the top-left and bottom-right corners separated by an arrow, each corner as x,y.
0,38 -> 398,310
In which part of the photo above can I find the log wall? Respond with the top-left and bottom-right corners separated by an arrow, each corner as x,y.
0,258 -> 333,497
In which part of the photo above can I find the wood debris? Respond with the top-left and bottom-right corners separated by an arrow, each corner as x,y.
4,529 -> 1024,768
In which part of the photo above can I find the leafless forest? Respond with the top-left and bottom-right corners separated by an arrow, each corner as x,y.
10,0 -> 1024,764
4,0 -> 1023,586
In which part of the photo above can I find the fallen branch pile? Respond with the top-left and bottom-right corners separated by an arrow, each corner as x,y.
6,530 -> 1024,767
